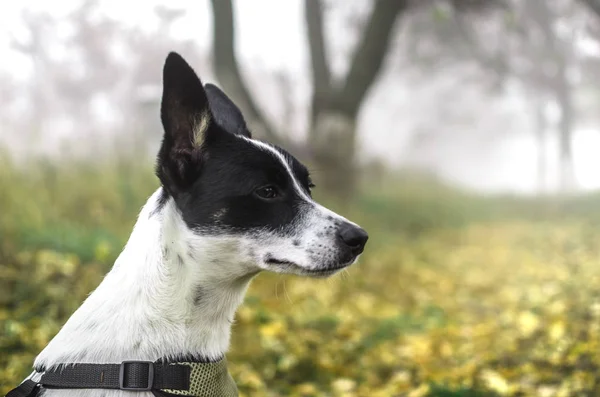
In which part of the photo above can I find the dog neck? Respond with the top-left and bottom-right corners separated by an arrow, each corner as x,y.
35,188 -> 256,370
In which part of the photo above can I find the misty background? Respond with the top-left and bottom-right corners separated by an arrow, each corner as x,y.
4,0 -> 600,194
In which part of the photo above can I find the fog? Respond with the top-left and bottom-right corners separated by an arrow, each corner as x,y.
2,0 -> 600,194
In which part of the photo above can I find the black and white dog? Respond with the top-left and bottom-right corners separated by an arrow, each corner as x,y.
17,53 -> 368,397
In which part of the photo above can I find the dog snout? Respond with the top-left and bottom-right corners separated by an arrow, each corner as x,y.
337,222 -> 368,256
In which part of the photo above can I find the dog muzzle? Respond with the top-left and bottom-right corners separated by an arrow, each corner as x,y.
5,357 -> 238,397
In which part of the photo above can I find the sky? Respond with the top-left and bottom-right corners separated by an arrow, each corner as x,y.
2,0 -> 600,194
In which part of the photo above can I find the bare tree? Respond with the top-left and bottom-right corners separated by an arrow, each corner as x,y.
7,0 -> 205,158
403,0 -> 586,194
507,0 -> 579,193
304,0 -> 407,199
209,0 -> 282,145
209,0 -> 406,200
208,0 -> 529,199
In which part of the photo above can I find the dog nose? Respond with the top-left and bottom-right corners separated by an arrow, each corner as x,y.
338,223 -> 369,255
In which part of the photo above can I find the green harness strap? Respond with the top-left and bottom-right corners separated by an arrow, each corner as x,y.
161,358 -> 238,397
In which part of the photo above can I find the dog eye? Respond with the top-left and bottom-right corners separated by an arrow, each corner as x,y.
255,186 -> 279,200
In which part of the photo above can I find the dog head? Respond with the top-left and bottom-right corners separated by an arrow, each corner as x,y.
156,52 -> 368,278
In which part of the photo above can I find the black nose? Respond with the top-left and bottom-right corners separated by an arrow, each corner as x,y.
338,223 -> 369,255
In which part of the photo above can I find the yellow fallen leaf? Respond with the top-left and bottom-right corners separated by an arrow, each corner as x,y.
518,311 -> 540,337
296,383 -> 317,395
480,369 -> 510,395
549,320 -> 565,341
408,384 -> 430,397
331,378 -> 356,393
259,320 -> 286,338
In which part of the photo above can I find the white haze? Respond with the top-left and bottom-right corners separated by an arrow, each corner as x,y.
1,0 -> 600,194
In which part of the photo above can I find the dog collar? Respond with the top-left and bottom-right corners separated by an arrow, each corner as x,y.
5,358 -> 238,397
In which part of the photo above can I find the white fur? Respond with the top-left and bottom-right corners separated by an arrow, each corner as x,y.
32,189 -> 257,397
193,111 -> 211,148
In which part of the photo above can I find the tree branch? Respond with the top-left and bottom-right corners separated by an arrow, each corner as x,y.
449,0 -> 509,13
209,0 -> 281,143
304,0 -> 332,124
449,9 -> 509,81
337,0 -> 408,117
580,0 -> 600,18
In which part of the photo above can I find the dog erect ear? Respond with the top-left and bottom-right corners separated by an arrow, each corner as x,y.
157,52 -> 215,195
204,83 -> 251,139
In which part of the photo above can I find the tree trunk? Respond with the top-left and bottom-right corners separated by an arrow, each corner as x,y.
556,69 -> 576,193
524,0 -> 576,194
580,0 -> 600,19
311,111 -> 357,201
209,0 -> 281,144
304,0 -> 406,202
534,97 -> 547,194
209,0 -> 404,201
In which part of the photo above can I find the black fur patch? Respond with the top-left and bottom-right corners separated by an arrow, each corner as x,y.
174,134 -> 311,234
156,52 -> 314,236
193,285 -> 204,305
205,83 -> 250,138
156,52 -> 210,197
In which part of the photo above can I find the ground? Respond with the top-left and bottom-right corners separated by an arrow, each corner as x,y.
2,158 -> 600,397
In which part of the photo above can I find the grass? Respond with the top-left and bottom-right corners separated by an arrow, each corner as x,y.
3,153 -> 600,396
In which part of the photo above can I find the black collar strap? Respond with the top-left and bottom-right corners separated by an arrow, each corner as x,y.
41,361 -> 189,391
7,361 -> 189,397
5,380 -> 40,397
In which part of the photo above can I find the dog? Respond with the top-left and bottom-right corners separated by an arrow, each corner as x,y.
9,52 -> 368,397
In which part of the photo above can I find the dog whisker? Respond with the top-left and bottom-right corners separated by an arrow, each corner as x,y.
283,279 -> 292,305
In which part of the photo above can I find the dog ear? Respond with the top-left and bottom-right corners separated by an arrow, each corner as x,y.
205,83 -> 251,139
157,52 -> 215,196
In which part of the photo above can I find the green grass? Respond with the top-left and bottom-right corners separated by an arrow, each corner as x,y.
3,149 -> 600,265
428,384 -> 502,397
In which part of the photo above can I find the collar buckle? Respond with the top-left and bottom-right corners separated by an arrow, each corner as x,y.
119,361 -> 154,391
